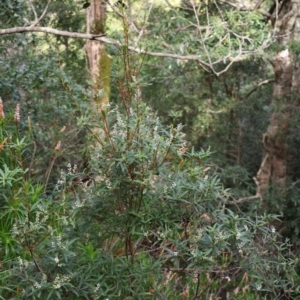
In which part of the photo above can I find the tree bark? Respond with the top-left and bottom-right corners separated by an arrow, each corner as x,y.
255,0 -> 300,198
84,0 -> 112,111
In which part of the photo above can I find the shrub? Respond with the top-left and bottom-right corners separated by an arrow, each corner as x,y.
0,95 -> 296,299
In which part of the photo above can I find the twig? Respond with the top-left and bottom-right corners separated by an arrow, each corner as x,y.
134,1 -> 153,47
28,140 -> 37,179
228,193 -> 262,205
31,0 -> 53,27
243,79 -> 274,99
107,0 -> 139,33
44,153 -> 58,190
28,0 -> 38,23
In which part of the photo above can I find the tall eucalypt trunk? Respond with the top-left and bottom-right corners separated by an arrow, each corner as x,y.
256,0 -> 300,199
84,0 -> 112,112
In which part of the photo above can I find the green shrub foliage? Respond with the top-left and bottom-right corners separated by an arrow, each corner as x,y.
0,96 -> 296,299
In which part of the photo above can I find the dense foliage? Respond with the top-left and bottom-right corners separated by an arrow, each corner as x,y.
0,88 -> 296,299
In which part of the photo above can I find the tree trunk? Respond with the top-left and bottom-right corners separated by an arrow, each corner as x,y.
255,0 -> 300,198
84,0 -> 112,111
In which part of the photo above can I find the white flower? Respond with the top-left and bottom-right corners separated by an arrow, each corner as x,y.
53,273 -> 73,289
42,274 -> 47,284
238,241 -> 246,249
67,163 -> 77,175
271,226 -> 276,233
53,282 -> 61,289
17,256 -> 23,267
34,282 -> 41,289
35,212 -> 40,223
54,256 -> 59,264
12,224 -> 19,236
94,283 -> 100,293
177,141 -> 187,156
41,215 -> 49,223
173,251 -> 178,256
105,178 -> 112,189
16,255 -> 29,269
75,199 -> 86,208
163,185 -> 168,194
256,283 -> 262,291
67,163 -> 72,174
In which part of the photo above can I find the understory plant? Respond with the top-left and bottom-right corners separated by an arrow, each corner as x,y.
73,95 -> 296,299
0,77 -> 297,300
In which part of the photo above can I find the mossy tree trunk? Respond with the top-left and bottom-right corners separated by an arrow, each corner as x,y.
255,0 -> 300,198
84,0 -> 112,111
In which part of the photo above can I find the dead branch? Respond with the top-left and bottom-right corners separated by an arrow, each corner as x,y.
0,26 -> 213,67
0,23 -> 271,76
30,0 -> 53,27
243,79 -> 274,99
227,193 -> 262,205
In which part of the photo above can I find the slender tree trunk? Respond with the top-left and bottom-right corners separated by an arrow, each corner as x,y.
255,0 -> 300,198
84,0 -> 112,111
